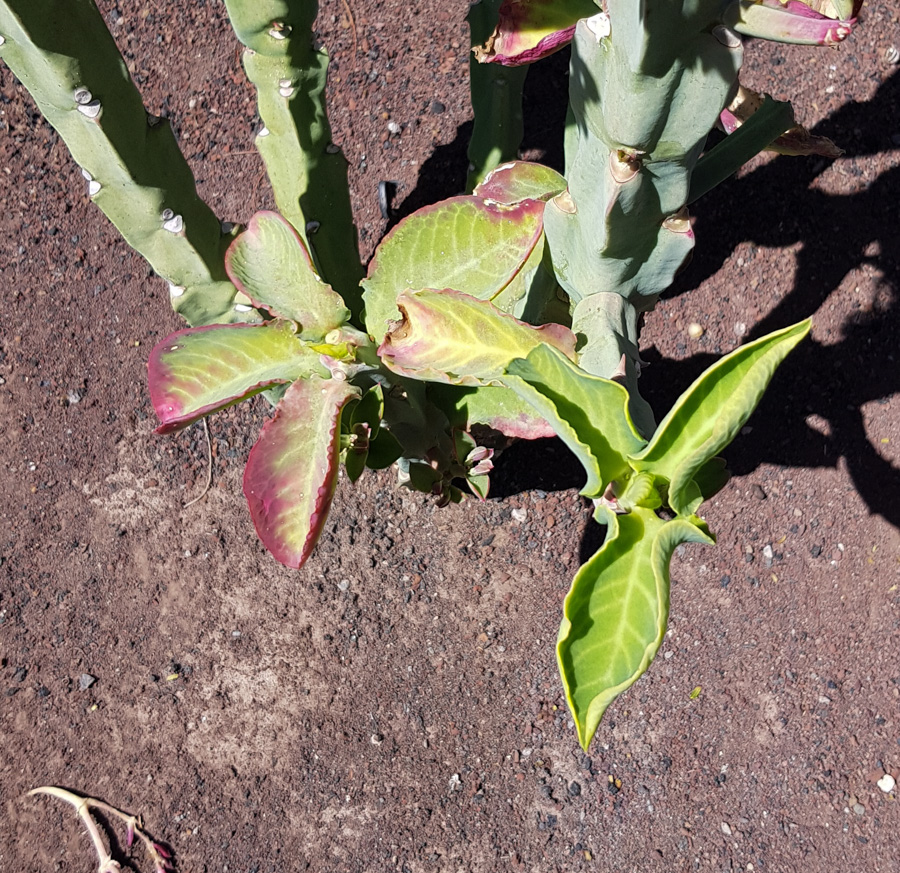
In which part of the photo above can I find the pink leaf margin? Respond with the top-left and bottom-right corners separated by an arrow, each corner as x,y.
224,210 -> 316,320
148,323 -> 292,435
243,377 -> 358,570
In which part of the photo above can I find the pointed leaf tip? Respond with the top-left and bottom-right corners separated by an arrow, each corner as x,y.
629,319 -> 811,515
558,509 -> 714,750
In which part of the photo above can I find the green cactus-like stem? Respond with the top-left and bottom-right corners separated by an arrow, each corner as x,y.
223,0 -> 364,323
571,293 -> 656,438
466,0 -> 528,192
545,3 -> 742,310
544,1 -> 743,387
0,0 -> 242,328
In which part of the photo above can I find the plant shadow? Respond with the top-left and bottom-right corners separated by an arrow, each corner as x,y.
392,46 -> 570,224
490,66 -> 900,557
642,67 -> 900,530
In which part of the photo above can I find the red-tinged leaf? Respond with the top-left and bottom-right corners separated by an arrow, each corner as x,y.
378,288 -> 577,387
225,211 -> 349,340
719,83 -> 843,158
243,376 -> 359,569
729,0 -> 857,45
149,321 -> 326,434
445,384 -> 557,439
472,0 -> 597,66
362,196 -> 545,339
473,161 -> 567,205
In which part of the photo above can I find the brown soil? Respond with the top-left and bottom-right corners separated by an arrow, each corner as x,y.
2,2 -> 899,872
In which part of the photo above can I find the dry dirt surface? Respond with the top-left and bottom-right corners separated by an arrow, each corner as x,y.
2,2 -> 900,872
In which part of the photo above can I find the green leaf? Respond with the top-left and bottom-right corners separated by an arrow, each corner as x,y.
504,344 -> 646,497
689,96 -> 795,204
148,320 -> 326,434
365,428 -> 403,470
350,384 -> 385,440
629,320 -> 810,515
225,211 -> 349,340
343,439 -> 368,484
379,289 -> 576,386
243,375 -> 359,569
362,196 -> 545,339
428,383 -> 556,440
558,507 -> 714,750
473,160 -> 567,204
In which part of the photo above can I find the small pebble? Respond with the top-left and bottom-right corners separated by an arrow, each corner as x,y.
721,822 -> 732,836
751,484 -> 767,500
79,673 -> 97,691
338,579 -> 350,592
430,100 -> 445,114
853,803 -> 865,816
877,773 -> 896,793
387,120 -> 401,135
511,508 -> 527,523
687,322 -> 704,339
733,322 -> 747,337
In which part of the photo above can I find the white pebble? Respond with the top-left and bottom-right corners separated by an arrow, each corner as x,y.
511,507 -> 527,523
877,773 -> 895,793
687,322 -> 704,339
720,822 -> 732,836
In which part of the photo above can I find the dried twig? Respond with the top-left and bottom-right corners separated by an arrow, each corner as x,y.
184,418 -> 212,508
28,786 -> 173,873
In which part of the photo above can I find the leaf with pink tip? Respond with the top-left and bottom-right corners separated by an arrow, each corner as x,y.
243,376 -> 359,569
729,0 -> 857,46
719,84 -> 842,158
378,288 -> 576,387
362,196 -> 545,339
473,0 -> 597,66
473,161 -> 567,205
149,320 -> 326,434
430,383 -> 557,440
225,211 -> 349,340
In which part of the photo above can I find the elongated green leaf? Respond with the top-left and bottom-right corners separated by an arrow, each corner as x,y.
149,320 -> 326,434
379,289 -> 576,386
505,344 -> 646,497
630,320 -> 810,514
558,507 -> 714,750
689,96 -> 794,204
362,196 -> 545,338
473,160 -> 567,205
243,376 -> 359,569
225,211 -> 349,340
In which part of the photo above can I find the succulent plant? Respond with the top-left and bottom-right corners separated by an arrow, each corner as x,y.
0,0 -> 864,749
